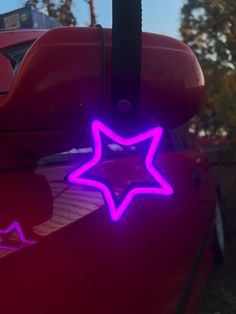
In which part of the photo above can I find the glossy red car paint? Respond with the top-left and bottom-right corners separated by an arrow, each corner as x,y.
0,28 -> 216,314
0,29 -> 44,49
0,147 -> 216,314
0,28 -> 204,139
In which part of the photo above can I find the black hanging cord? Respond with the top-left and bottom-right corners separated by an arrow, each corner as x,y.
111,0 -> 142,120
96,24 -> 106,111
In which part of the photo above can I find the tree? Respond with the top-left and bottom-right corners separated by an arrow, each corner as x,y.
84,0 -> 97,27
25,0 -> 76,25
25,0 -> 97,27
180,0 -> 236,139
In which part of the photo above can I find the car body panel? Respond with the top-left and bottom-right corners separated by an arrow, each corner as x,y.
0,145 -> 216,314
0,27 -> 216,314
0,28 -> 44,48
0,27 -> 204,135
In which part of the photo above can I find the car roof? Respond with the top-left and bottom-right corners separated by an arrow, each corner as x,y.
0,29 -> 46,49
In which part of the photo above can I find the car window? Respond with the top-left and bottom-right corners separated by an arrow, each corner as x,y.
38,129 -> 177,167
173,123 -> 198,151
1,42 -> 32,74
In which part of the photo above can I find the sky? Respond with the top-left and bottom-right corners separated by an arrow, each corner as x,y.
0,0 -> 185,39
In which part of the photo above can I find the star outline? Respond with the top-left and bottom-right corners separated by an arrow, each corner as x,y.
0,221 -> 37,250
66,120 -> 174,222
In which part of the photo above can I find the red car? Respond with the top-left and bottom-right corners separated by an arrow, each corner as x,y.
0,27 -> 224,314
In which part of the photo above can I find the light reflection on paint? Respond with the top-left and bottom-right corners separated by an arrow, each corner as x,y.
67,120 -> 173,222
0,221 -> 37,250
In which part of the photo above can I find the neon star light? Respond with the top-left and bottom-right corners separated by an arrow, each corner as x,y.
67,120 -> 173,222
0,221 -> 37,250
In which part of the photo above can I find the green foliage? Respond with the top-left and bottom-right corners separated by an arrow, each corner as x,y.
180,0 -> 236,138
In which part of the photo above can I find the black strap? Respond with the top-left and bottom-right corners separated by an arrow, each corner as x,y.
111,0 -> 142,120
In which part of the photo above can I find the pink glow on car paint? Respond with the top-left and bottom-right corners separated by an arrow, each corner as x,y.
67,120 -> 173,222
0,221 -> 37,250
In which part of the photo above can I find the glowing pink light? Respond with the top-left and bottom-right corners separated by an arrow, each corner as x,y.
0,221 -> 37,250
67,120 -> 173,222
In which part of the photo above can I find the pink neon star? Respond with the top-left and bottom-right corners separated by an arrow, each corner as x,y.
67,120 -> 173,222
0,221 -> 37,250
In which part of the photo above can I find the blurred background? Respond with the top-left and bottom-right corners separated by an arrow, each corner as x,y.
1,1 -> 236,313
